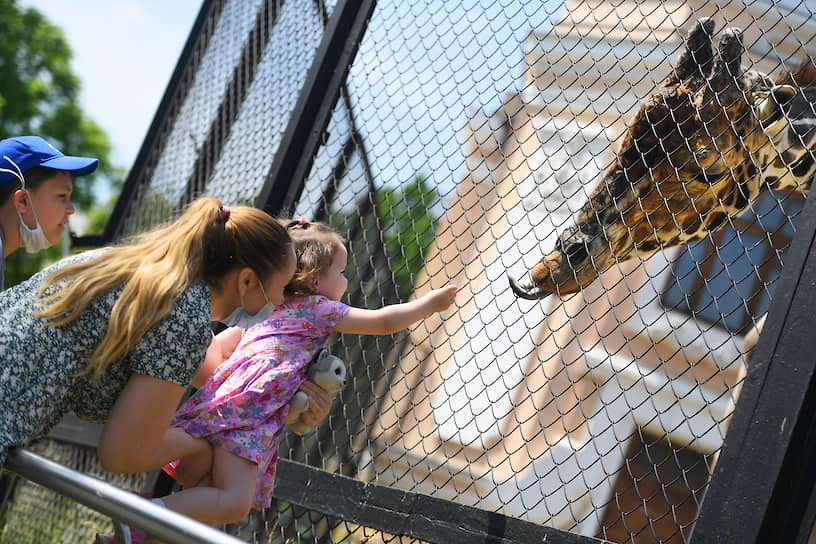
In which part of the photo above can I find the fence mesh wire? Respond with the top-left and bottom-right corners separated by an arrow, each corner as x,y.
3,0 -> 816,542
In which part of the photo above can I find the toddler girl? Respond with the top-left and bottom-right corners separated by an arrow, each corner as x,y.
158,219 -> 457,528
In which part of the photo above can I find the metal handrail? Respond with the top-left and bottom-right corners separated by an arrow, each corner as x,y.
4,447 -> 246,544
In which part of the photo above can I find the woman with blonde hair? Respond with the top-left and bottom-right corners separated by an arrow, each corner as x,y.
0,197 -> 330,478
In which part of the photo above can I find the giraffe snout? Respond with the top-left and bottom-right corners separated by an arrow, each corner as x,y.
508,249 -> 581,300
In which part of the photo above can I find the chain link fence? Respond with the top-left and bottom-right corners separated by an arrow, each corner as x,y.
2,0 -> 816,542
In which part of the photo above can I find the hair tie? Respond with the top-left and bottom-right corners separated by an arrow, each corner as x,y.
218,206 -> 231,222
289,216 -> 309,229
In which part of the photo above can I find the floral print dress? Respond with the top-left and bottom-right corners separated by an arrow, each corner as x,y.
0,250 -> 212,466
165,295 -> 350,508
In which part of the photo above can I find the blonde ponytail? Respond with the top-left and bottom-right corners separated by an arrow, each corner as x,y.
35,197 -> 291,378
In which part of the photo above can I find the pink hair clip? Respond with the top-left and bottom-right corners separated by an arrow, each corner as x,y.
297,215 -> 308,225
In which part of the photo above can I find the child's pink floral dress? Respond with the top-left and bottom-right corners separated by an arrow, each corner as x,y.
164,295 -> 349,508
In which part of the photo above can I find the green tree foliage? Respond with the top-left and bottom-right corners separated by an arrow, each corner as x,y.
374,174 -> 441,300
0,0 -> 121,286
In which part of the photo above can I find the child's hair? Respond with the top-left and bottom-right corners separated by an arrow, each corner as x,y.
282,218 -> 346,297
36,197 -> 292,377
0,166 -> 66,205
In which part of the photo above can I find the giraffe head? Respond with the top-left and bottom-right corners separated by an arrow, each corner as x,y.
510,18 -> 810,300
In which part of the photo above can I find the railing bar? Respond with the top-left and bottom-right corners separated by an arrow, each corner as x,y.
4,447 -> 245,544
273,458 -> 610,544
256,0 -> 377,215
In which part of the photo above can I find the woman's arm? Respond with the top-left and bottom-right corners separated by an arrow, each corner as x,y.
334,285 -> 457,336
98,373 -> 207,473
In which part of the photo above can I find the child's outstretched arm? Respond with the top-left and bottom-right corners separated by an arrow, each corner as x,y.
334,285 -> 457,335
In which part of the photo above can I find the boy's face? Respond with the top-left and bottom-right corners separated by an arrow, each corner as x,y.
317,245 -> 348,302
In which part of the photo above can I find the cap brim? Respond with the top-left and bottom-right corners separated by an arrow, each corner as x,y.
40,155 -> 99,177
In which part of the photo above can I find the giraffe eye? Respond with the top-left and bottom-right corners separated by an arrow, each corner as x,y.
689,140 -> 714,157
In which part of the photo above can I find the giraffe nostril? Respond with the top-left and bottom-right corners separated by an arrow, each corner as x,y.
560,240 -> 589,268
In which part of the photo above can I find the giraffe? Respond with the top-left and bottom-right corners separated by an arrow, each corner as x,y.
510,18 -> 816,300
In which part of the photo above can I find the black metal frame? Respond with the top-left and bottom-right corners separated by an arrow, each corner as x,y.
274,459 -> 611,544
179,0 -> 284,208
255,0 -> 377,216
94,0 -> 223,245
54,1 -> 609,541
52,0 -> 816,542
689,185 -> 816,542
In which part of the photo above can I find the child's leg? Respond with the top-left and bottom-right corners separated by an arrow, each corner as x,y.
161,446 -> 257,526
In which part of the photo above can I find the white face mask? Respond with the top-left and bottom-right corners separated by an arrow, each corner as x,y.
0,156 -> 53,253
221,279 -> 277,328
16,197 -> 50,253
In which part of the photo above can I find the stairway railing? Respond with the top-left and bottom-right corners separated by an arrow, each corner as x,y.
3,447 -> 245,544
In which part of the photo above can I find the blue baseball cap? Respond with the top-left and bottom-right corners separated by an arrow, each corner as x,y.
0,136 -> 99,186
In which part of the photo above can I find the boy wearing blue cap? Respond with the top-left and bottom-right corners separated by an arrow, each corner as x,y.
0,135 -> 98,290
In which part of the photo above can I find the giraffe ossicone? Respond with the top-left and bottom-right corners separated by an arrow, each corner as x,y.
510,18 -> 816,300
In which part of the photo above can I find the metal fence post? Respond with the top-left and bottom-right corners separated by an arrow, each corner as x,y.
256,0 -> 378,215
690,185 -> 816,542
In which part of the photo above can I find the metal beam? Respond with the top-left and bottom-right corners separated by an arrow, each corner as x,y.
690,183 -> 816,543
256,0 -> 377,215
4,448 -> 245,544
178,0 -> 284,207
103,0 -> 221,242
273,459 -> 610,544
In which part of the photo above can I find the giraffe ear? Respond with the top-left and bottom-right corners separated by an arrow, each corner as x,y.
770,85 -> 797,108
708,27 -> 745,93
664,18 -> 715,87
756,85 -> 798,129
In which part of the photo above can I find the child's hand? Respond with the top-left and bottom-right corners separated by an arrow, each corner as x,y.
424,284 -> 457,313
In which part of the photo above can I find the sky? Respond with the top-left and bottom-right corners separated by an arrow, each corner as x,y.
21,0 -> 203,172
18,0 -> 562,217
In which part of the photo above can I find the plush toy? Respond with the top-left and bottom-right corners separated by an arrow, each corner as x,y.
284,349 -> 346,435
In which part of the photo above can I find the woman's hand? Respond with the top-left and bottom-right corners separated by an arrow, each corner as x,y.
297,380 -> 331,427
173,437 -> 213,488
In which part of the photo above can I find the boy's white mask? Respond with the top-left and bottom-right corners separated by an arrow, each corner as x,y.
222,279 -> 277,328
0,156 -> 51,253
